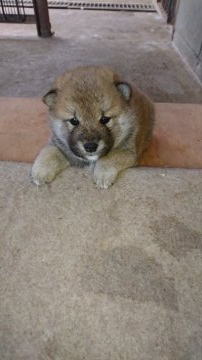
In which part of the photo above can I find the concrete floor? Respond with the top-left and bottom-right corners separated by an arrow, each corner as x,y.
0,9 -> 202,360
0,9 -> 202,102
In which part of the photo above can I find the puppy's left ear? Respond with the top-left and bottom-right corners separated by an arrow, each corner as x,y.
115,82 -> 131,102
42,89 -> 57,108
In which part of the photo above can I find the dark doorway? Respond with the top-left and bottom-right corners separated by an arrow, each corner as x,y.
157,0 -> 180,24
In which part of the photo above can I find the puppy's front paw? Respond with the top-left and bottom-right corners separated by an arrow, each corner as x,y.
31,145 -> 69,186
93,162 -> 118,189
31,162 -> 58,186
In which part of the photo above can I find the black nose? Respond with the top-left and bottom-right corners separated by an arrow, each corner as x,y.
84,142 -> 98,153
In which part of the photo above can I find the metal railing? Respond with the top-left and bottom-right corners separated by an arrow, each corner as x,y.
0,0 -> 53,37
0,0 -> 26,22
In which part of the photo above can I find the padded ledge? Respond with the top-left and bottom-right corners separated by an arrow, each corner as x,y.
0,97 -> 202,168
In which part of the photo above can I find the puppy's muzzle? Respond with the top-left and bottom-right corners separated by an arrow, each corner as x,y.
84,142 -> 98,153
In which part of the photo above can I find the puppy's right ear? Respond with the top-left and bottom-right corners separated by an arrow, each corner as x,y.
42,89 -> 57,108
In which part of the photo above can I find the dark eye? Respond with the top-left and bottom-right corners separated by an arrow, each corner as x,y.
70,117 -> 79,126
100,116 -> 111,125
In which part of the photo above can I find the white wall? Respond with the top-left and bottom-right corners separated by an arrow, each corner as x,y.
173,0 -> 202,83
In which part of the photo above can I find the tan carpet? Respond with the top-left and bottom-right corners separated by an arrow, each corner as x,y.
0,97 -> 202,168
0,162 -> 202,359
1,98 -> 202,359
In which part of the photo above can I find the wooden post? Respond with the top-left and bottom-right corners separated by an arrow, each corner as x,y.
33,0 -> 53,37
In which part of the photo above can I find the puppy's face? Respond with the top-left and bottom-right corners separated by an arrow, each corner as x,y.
43,67 -> 132,162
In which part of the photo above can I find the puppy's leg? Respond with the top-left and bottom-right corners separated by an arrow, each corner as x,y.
31,145 -> 69,185
93,149 -> 136,189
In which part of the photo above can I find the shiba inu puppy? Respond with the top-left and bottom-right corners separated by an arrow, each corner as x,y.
31,66 -> 155,189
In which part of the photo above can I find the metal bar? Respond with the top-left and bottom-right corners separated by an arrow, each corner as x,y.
0,0 -> 7,21
32,0 -> 53,37
0,0 -> 26,22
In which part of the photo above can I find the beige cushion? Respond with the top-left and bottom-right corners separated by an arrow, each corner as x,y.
0,97 -> 202,168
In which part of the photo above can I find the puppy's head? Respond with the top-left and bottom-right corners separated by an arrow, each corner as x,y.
43,66 -> 132,162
